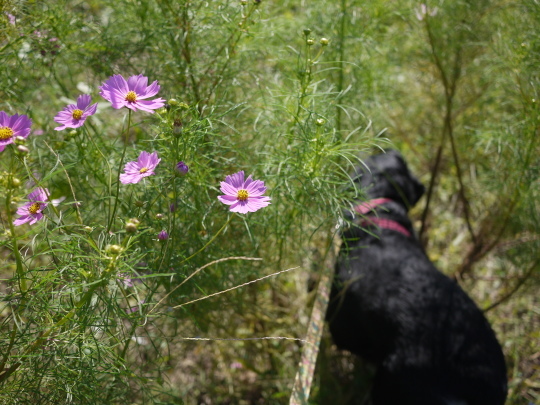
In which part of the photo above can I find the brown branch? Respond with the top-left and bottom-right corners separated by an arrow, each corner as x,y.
483,258 -> 539,313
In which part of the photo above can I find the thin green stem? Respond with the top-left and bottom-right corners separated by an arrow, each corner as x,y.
108,110 -> 132,233
178,215 -> 232,266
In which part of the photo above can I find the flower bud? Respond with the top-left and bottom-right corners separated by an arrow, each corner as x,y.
158,230 -> 169,241
14,136 -> 27,145
303,28 -> 312,37
155,213 -> 164,220
135,200 -> 145,208
16,145 -> 30,155
168,98 -> 179,106
10,177 -> 21,188
306,39 -> 314,46
175,161 -> 189,175
316,118 -> 326,126
83,226 -> 93,232
320,37 -> 329,46
105,244 -> 123,256
129,218 -> 140,226
125,222 -> 138,233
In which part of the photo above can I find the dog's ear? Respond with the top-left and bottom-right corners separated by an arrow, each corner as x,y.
356,150 -> 425,210
384,150 -> 425,209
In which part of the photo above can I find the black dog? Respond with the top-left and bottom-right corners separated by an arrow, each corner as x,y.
326,150 -> 507,405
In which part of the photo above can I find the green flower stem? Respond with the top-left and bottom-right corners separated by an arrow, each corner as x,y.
108,109 -> 132,233
82,124 -> 113,206
5,189 -> 27,294
5,151 -> 27,294
10,239 -> 131,381
178,214 -> 232,266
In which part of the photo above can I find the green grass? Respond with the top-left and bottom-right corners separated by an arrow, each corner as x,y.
1,0 -> 539,404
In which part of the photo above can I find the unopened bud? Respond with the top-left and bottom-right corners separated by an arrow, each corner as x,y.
320,38 -> 329,46
306,39 -> 314,46
155,213 -> 164,220
17,145 -> 30,155
129,218 -> 140,226
105,244 -> 123,256
135,200 -> 145,208
175,161 -> 189,175
315,118 -> 325,126
125,222 -> 138,233
158,230 -> 169,241
303,28 -> 311,37
14,136 -> 26,145
10,177 -> 21,188
167,98 -> 179,106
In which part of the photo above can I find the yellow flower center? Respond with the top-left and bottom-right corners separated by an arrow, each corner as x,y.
0,127 -> 14,141
125,91 -> 137,102
72,109 -> 83,120
139,167 -> 149,173
29,202 -> 41,214
237,189 -> 249,201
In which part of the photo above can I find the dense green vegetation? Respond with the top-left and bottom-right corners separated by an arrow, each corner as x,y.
1,0 -> 538,403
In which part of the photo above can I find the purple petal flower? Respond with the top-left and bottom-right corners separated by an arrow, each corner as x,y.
119,151 -> 161,184
158,230 -> 169,241
117,273 -> 134,288
0,111 -> 32,153
99,74 -> 165,113
175,161 -> 189,175
7,13 -> 16,25
54,95 -> 98,131
13,187 -> 49,226
218,171 -> 271,214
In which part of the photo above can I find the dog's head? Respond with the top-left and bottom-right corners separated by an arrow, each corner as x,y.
352,150 -> 425,210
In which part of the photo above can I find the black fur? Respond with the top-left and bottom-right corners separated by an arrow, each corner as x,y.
327,150 -> 507,405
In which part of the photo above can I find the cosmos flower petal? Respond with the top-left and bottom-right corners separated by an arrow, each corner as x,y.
220,181 -> 240,196
228,171 -> 246,189
54,96 -> 96,131
128,74 -> 148,94
137,81 -> 160,99
218,195 -> 238,205
100,74 -> 164,113
76,94 -> 92,110
120,151 -> 160,184
13,187 -> 49,226
132,99 -> 166,113
245,180 -> 267,196
217,171 -> 270,214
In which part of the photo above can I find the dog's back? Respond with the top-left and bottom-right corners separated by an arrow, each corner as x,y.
327,150 -> 507,405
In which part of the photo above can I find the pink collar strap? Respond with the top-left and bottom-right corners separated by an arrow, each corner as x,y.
353,198 -> 411,238
354,198 -> 393,215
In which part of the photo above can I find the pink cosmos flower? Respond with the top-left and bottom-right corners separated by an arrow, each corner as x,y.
54,94 -> 98,131
99,74 -> 165,113
0,111 -> 32,153
119,151 -> 161,184
218,171 -> 271,214
13,188 -> 49,226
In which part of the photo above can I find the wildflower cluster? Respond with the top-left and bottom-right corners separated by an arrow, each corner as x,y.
4,73 -> 270,229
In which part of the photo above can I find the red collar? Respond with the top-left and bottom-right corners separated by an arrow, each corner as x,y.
353,198 -> 411,237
